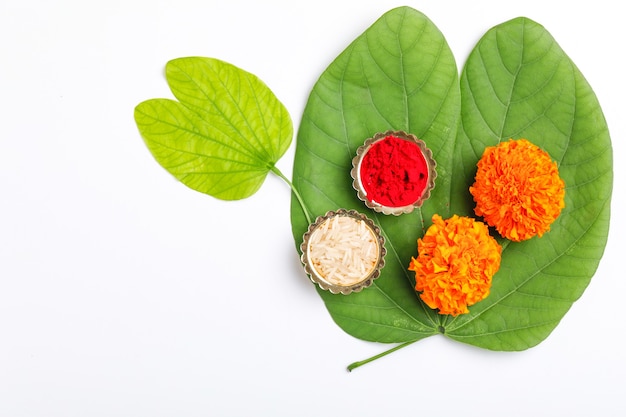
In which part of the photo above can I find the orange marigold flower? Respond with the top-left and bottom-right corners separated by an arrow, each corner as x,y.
469,139 -> 565,242
408,214 -> 502,317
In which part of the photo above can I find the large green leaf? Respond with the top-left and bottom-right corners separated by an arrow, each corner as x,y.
290,7 -> 612,352
446,17 -> 612,350
135,57 -> 292,200
291,7 -> 461,343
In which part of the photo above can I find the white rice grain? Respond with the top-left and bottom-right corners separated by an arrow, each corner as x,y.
307,215 -> 380,286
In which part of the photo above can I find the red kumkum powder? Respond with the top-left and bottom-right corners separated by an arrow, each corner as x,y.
359,135 -> 429,207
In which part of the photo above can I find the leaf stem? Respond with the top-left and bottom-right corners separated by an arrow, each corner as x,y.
271,166 -> 313,225
347,340 -> 419,372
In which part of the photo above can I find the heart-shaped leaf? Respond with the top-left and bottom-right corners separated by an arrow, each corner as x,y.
135,57 -> 292,200
290,6 -> 612,354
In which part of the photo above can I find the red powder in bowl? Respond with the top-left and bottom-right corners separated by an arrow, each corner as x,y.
359,135 -> 429,207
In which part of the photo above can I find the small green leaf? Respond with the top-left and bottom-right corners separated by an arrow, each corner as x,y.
134,57 -> 292,200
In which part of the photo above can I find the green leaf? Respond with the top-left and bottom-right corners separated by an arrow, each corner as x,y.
290,8 -> 612,353
291,6 -> 461,343
446,17 -> 612,350
135,57 -> 292,200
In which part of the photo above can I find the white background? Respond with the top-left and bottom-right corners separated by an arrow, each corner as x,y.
1,0 -> 624,416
